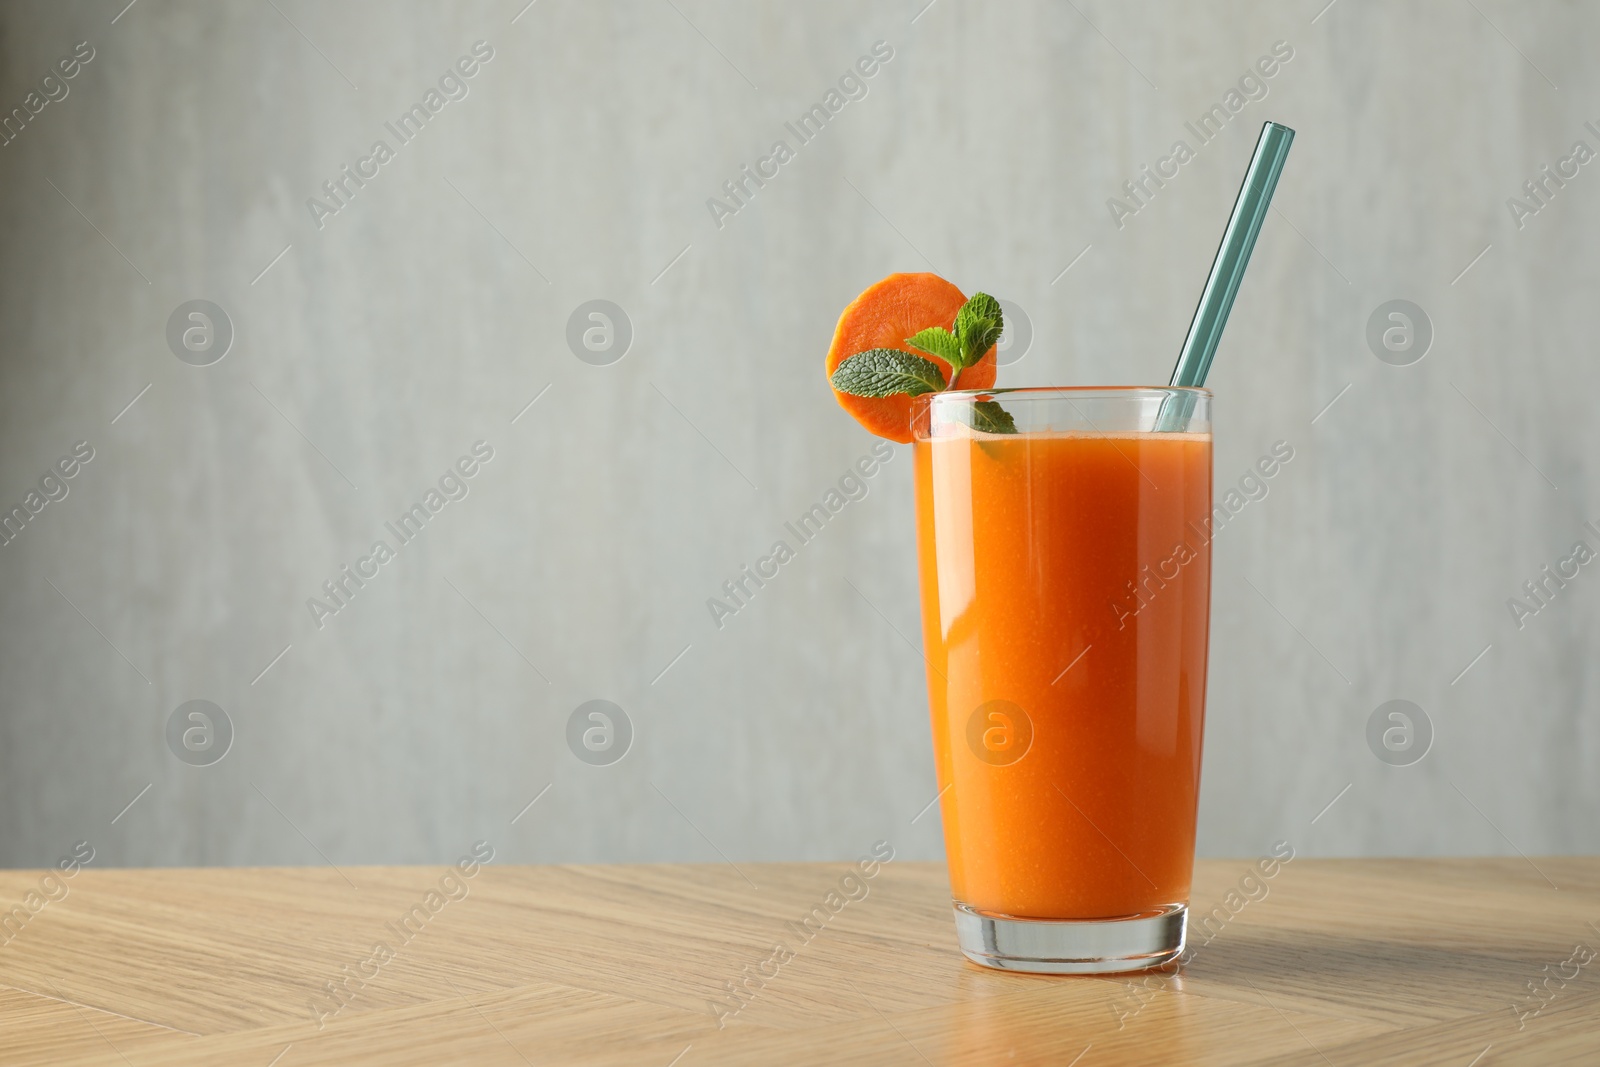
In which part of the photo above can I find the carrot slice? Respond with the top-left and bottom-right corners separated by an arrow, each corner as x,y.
825,273 -> 998,443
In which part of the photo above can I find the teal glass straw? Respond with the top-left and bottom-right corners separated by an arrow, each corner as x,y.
1157,121 -> 1294,430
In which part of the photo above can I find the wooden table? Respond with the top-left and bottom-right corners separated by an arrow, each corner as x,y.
1,858 -> 1596,1065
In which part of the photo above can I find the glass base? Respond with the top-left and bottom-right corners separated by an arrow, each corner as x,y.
953,902 -> 1187,974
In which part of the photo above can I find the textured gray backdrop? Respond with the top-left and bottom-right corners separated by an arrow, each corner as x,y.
1,0 -> 1595,871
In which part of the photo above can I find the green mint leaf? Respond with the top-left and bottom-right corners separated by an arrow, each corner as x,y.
904,327 -> 962,366
954,292 -> 1004,367
964,317 -> 1004,365
960,292 -> 1001,324
830,348 -> 948,398
965,399 -> 1017,434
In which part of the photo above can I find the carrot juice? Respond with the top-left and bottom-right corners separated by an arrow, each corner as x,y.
911,388 -> 1212,971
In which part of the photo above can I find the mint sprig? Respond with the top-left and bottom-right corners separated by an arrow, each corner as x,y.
831,291 -> 1016,435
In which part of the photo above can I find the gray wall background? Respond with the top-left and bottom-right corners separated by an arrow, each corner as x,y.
1,0 -> 1596,871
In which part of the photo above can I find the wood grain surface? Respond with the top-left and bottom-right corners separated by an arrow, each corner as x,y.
0,857 -> 1596,1065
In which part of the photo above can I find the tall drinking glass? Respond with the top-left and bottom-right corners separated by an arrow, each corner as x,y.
911,387 -> 1213,973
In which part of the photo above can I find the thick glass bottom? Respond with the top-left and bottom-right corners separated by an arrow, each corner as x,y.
953,901 -> 1187,974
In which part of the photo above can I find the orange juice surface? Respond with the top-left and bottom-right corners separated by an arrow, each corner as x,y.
914,430 -> 1212,919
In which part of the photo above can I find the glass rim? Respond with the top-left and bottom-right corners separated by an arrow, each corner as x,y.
914,385 -> 1212,440
928,385 -> 1212,402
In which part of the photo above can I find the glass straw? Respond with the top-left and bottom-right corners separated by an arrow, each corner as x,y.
1157,121 -> 1295,430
